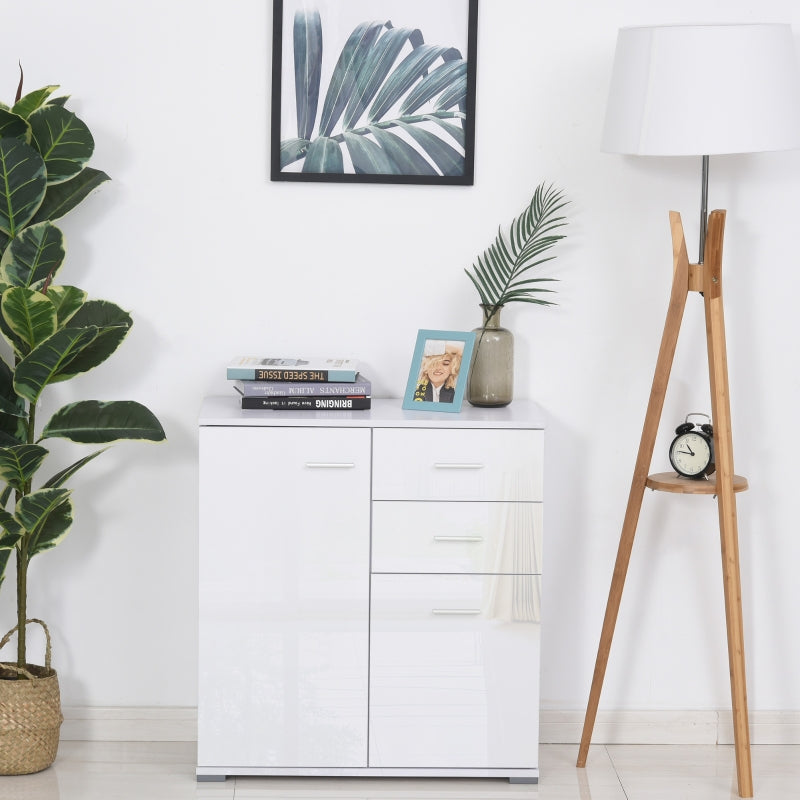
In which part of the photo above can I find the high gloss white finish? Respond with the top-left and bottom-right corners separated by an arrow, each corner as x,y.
369,573 -> 541,770
372,502 -> 543,575
197,398 -> 545,780
372,429 -> 543,501
198,426 -> 371,770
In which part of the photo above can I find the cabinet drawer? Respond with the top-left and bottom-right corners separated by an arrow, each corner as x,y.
369,573 -> 540,769
372,501 -> 542,574
372,428 -> 542,501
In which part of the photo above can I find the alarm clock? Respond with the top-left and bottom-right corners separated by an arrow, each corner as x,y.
668,413 -> 715,479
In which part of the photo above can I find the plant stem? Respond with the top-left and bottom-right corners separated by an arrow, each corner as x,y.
16,400 -> 36,668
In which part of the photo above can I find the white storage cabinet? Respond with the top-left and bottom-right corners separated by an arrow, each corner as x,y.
198,397 -> 544,782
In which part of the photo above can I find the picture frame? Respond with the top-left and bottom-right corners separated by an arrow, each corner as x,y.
402,330 -> 475,412
270,0 -> 479,185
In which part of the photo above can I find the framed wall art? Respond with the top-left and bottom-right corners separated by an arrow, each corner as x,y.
271,0 -> 479,185
402,330 -> 475,412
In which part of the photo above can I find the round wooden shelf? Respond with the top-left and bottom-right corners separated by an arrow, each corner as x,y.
646,472 -> 748,495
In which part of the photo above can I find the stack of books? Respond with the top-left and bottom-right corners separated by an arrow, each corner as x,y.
227,357 -> 372,410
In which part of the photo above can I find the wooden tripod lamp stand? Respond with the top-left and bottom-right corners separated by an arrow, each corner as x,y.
577,24 -> 800,799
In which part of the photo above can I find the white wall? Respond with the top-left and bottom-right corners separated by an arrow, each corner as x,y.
3,0 -> 800,718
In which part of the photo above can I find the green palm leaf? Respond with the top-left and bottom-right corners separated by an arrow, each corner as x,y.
293,9 -> 323,140
368,44 -> 452,122
318,20 -> 386,137
399,59 -> 466,115
343,26 -> 420,130
303,137 -> 344,173
280,18 -> 469,178
343,132 -> 398,174
465,184 -> 568,314
367,126 -> 437,175
394,121 -> 463,176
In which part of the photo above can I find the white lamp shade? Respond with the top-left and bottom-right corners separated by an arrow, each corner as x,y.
602,24 -> 800,156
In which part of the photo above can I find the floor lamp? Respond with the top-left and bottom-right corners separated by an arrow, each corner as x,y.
576,24 -> 800,799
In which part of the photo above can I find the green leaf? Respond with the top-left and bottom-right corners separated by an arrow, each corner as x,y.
343,132 -> 399,174
368,44 -> 450,123
0,220 -> 65,288
43,447 -> 109,489
55,299 -> 132,376
0,108 -> 31,141
399,60 -> 466,115
464,183 -> 568,310
12,86 -> 59,119
13,326 -> 99,403
1,286 -> 57,355
46,285 -> 87,327
0,522 -> 24,589
343,26 -> 418,130
423,113 -> 466,148
0,444 -> 49,491
367,126 -> 437,175
434,74 -> 468,111
31,167 -> 110,223
17,487 -> 73,557
393,121 -> 463,176
293,9 -> 323,141
280,137 -> 310,169
318,20 -> 386,137
29,105 -> 94,184
302,137 -> 344,173
42,400 -> 166,443
0,137 -> 47,237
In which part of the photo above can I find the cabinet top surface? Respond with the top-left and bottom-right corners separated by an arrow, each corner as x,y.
199,396 -> 546,429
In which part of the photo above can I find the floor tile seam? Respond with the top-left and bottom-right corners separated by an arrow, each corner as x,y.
605,744 -> 631,800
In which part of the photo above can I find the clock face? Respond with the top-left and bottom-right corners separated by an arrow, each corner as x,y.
670,431 -> 712,477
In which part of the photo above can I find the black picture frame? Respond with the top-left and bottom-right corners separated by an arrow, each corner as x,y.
270,0 -> 478,185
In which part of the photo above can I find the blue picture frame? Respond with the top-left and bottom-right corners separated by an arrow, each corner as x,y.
402,329 -> 475,412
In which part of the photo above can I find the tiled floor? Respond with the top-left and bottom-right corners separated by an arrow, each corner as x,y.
1,741 -> 798,799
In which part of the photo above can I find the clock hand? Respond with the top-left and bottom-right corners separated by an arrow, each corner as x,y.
677,449 -> 694,456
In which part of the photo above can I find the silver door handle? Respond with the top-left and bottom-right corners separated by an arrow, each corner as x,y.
433,462 -> 484,470
431,609 -> 482,615
433,536 -> 484,543
304,462 -> 356,469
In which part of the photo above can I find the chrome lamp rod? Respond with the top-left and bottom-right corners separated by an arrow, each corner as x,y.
699,154 -> 709,264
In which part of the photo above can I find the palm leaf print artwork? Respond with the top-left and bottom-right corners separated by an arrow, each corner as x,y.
272,2 -> 477,183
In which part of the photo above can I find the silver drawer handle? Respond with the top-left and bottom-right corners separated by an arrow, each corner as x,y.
432,609 -> 482,615
304,462 -> 356,469
433,535 -> 484,543
433,462 -> 484,470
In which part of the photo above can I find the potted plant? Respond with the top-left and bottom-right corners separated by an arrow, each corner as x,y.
464,183 -> 568,406
0,74 -> 166,774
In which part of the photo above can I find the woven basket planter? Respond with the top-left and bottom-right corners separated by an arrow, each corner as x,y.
0,619 -> 63,775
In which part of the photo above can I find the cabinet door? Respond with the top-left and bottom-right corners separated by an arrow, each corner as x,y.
198,426 -> 371,769
369,574 -> 540,769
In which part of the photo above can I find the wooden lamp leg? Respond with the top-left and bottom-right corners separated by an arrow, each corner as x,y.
703,210 -> 753,798
577,212 -> 692,767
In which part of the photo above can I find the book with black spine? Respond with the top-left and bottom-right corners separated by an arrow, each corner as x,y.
241,396 -> 372,411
